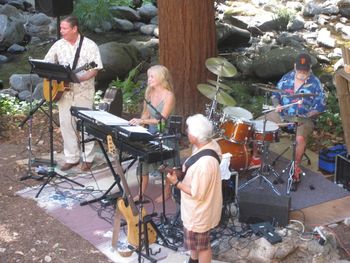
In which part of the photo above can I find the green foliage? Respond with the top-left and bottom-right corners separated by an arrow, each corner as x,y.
0,94 -> 30,116
316,90 -> 343,137
93,89 -> 104,107
109,63 -> 144,113
73,0 -> 113,32
273,7 -> 295,31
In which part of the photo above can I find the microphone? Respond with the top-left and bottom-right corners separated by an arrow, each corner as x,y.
133,81 -> 147,96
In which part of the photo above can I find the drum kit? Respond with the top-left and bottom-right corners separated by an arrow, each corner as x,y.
198,57 -> 316,195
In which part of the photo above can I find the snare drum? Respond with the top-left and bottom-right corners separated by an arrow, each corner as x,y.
220,119 -> 253,144
252,120 -> 280,143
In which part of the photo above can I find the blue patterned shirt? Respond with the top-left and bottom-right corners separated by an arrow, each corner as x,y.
272,70 -> 326,117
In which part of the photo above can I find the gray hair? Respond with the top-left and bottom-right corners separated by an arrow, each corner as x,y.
186,114 -> 213,143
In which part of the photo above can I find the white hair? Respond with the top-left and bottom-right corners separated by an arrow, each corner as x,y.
186,114 -> 213,143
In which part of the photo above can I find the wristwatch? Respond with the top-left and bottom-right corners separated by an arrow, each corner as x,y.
174,180 -> 180,188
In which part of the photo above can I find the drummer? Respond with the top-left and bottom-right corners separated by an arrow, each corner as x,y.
251,53 -> 326,191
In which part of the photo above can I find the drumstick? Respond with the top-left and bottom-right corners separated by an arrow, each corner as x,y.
262,100 -> 302,114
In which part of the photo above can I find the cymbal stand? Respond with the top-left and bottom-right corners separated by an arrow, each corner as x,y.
238,112 -> 281,196
208,73 -> 223,121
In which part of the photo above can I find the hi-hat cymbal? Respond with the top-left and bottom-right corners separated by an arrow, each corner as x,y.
252,83 -> 284,93
282,93 -> 316,99
283,115 -> 310,124
205,57 -> 237,77
207,79 -> 231,91
197,84 -> 236,106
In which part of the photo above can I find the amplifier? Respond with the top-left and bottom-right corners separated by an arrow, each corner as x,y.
335,154 -> 350,190
238,191 -> 291,227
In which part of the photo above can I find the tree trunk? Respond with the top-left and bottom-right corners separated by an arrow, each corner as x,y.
158,0 -> 217,120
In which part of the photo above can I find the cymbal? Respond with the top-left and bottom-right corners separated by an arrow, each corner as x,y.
252,83 -> 284,93
283,115 -> 310,124
205,57 -> 237,77
197,84 -> 236,106
283,93 -> 316,99
207,79 -> 231,91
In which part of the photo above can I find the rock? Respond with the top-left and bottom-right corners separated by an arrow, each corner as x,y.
0,54 -> 8,63
138,3 -> 158,21
287,15 -> 305,32
216,22 -> 251,48
113,18 -> 134,32
316,28 -> 336,48
7,43 -> 26,53
9,74 -> 41,92
339,0 -> 350,18
110,6 -> 141,22
0,14 -> 26,49
252,47 -> 309,80
139,24 -> 157,35
97,42 -> 142,83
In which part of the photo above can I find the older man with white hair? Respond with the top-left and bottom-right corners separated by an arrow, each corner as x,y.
167,114 -> 222,263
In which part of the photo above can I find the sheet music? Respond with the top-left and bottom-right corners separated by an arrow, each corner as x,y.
121,125 -> 152,135
79,110 -> 129,126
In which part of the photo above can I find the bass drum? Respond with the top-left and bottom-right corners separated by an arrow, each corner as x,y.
216,138 -> 251,172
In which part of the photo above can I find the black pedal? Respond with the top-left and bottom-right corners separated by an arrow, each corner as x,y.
250,222 -> 282,244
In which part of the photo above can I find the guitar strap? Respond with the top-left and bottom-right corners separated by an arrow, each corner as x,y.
72,35 -> 84,70
183,148 -> 221,178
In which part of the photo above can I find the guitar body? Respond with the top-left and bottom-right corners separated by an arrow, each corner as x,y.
42,61 -> 97,102
117,198 -> 157,247
43,79 -> 67,102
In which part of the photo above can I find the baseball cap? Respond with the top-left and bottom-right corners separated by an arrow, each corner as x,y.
295,53 -> 311,70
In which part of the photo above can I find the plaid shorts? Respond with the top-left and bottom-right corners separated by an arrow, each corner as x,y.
183,228 -> 210,251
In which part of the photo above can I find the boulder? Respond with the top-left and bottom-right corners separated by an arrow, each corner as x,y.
0,14 -> 26,49
252,47 -> 312,80
97,42 -> 142,83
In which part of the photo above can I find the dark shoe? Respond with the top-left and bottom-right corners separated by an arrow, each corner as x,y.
291,181 -> 298,192
248,157 -> 261,170
81,161 -> 93,172
60,162 -> 79,171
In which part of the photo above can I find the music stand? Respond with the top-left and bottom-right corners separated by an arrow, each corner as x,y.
28,58 -> 84,198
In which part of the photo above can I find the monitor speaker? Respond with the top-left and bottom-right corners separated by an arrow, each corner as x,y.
238,191 -> 291,227
35,0 -> 73,17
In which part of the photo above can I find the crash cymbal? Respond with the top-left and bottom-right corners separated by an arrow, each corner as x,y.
282,93 -> 316,99
283,115 -> 310,124
207,79 -> 231,91
197,84 -> 236,106
252,83 -> 284,93
205,57 -> 237,77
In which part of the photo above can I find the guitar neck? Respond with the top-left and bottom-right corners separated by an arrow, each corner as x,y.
115,160 -> 139,216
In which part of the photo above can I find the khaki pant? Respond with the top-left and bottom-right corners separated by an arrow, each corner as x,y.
57,86 -> 95,163
258,111 -> 314,138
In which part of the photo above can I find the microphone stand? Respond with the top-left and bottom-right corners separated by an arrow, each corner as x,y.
144,99 -> 169,225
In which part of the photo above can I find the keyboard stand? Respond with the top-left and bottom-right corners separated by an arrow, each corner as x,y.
80,137 -> 126,206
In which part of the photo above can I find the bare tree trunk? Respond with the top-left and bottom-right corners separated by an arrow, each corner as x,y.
158,0 -> 217,119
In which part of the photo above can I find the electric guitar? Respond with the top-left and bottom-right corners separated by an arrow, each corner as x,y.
158,164 -> 184,181
106,135 -> 157,247
42,61 -> 97,102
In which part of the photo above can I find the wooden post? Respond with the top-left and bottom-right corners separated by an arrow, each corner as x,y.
334,68 -> 350,151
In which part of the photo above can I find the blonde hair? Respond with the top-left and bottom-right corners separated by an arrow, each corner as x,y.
145,65 -> 174,100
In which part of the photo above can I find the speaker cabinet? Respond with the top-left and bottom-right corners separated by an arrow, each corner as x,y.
35,0 -> 73,17
335,154 -> 350,190
238,191 -> 291,227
